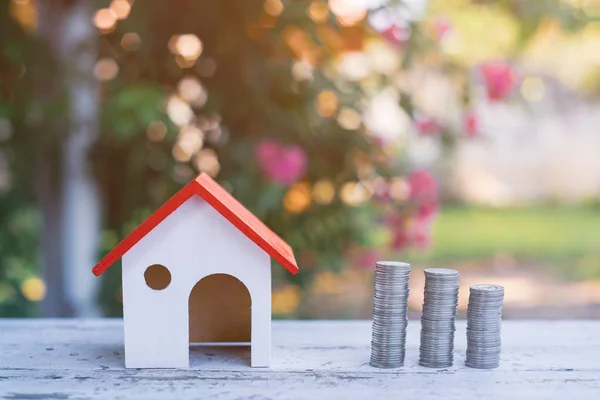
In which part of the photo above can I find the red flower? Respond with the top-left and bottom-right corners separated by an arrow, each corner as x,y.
464,110 -> 479,138
480,61 -> 516,101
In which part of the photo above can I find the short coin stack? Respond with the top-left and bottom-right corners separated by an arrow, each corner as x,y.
419,268 -> 460,368
466,284 -> 505,369
370,261 -> 411,368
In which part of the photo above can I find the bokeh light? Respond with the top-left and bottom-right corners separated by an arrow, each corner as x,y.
316,90 -> 339,117
340,181 -> 372,206
283,26 -> 320,65
109,0 -> 131,20
264,0 -> 284,17
329,0 -> 367,26
121,32 -> 141,51
172,142 -> 192,162
175,34 -> 204,60
312,180 -> 336,205
166,95 -> 194,126
283,182 -> 312,213
177,76 -> 207,107
389,177 -> 410,202
20,277 -> 46,302
178,125 -> 204,155
291,61 -> 313,81
175,56 -> 197,69
147,121 -> 167,142
308,1 -> 329,23
337,107 -> 362,130
93,58 -> 119,81
338,52 -> 370,81
9,0 -> 37,30
194,148 -> 221,177
93,8 -> 117,32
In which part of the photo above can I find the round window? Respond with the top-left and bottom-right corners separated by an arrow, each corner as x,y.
144,264 -> 171,290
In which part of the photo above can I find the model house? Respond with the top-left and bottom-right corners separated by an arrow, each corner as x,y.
92,173 -> 299,368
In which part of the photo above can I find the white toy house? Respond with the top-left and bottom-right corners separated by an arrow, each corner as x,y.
93,173 -> 299,368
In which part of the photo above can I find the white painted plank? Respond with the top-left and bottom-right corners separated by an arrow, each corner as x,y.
0,320 -> 598,399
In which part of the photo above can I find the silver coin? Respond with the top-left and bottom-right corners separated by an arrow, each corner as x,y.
370,261 -> 411,369
467,330 -> 502,337
470,284 -> 504,292
466,355 -> 501,362
467,332 -> 502,340
421,321 -> 456,329
465,361 -> 499,369
467,344 -> 502,350
465,357 -> 501,365
419,360 -> 453,368
376,260 -> 411,269
424,267 -> 459,274
467,335 -> 502,342
468,300 -> 504,306
421,310 -> 458,318
466,324 -> 502,330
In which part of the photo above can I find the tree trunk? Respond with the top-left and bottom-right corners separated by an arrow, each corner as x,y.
37,0 -> 101,317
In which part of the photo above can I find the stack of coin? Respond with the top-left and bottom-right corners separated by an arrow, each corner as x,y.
370,261 -> 411,369
466,284 -> 504,369
419,268 -> 460,368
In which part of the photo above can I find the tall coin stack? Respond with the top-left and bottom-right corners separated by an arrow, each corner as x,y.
466,284 -> 505,369
370,261 -> 411,369
419,268 -> 460,368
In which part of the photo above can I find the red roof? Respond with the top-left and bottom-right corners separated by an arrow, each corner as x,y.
92,173 -> 299,276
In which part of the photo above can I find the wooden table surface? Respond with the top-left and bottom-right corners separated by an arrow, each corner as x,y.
0,319 -> 598,399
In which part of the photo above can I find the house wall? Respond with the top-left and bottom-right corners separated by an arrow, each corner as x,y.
121,195 -> 271,368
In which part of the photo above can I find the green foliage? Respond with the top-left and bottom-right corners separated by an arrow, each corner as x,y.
102,84 -> 168,141
406,206 -> 600,263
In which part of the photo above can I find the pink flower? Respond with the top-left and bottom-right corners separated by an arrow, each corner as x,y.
434,17 -> 452,40
385,171 -> 439,251
417,201 -> 438,220
415,115 -> 442,136
389,217 -> 433,250
381,24 -> 410,47
391,226 -> 410,250
464,110 -> 479,138
255,139 -> 308,186
480,61 -> 516,101
408,170 -> 438,206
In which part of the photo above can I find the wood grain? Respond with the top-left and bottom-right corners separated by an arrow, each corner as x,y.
0,319 -> 598,399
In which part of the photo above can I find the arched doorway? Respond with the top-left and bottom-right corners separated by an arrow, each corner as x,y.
188,273 -> 251,343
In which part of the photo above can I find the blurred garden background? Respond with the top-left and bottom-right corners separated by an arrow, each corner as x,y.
1,0 -> 599,319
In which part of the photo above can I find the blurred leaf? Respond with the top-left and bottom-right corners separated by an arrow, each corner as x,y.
102,84 -> 167,141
